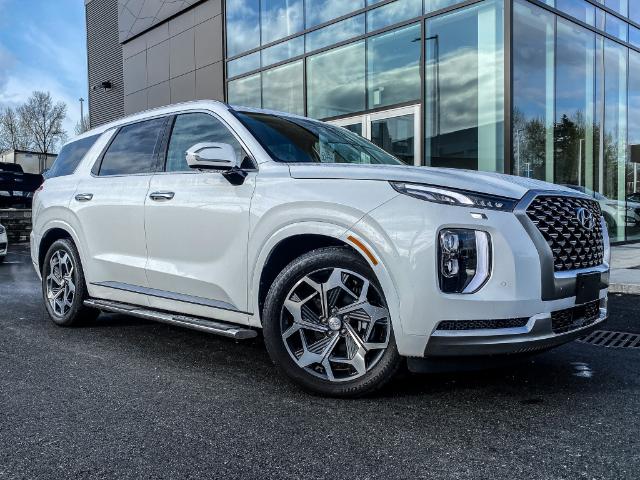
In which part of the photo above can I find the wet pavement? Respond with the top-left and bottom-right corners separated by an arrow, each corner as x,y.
1,244 -> 639,479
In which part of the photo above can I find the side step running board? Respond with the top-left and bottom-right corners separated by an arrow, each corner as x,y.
83,298 -> 258,340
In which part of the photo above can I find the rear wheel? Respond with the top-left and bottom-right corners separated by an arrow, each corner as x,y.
42,239 -> 99,326
263,247 -> 401,397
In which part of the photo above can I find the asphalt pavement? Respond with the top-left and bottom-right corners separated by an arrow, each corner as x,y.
1,244 -> 639,479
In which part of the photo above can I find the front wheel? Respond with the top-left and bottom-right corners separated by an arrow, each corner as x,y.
42,239 -> 99,326
263,247 -> 401,397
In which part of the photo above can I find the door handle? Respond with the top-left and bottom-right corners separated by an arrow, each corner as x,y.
149,191 -> 175,201
75,193 -> 93,202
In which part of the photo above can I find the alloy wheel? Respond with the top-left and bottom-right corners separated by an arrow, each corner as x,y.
280,267 -> 390,382
46,250 -> 76,317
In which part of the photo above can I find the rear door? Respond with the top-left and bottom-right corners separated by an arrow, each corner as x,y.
72,116 -> 169,301
144,111 -> 256,321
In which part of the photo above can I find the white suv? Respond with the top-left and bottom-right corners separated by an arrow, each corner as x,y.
31,101 -> 609,396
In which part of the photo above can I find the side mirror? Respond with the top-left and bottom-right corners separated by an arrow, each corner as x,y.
186,142 -> 238,170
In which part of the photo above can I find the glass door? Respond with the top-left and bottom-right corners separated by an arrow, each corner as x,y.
329,105 -> 421,166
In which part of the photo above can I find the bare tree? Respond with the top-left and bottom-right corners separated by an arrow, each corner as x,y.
74,114 -> 90,135
0,106 -> 31,152
18,91 -> 67,155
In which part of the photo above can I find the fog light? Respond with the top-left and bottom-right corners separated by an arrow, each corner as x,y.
438,229 -> 491,294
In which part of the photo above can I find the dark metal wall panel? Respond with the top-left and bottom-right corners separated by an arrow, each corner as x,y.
120,0 -> 224,115
118,0 -> 199,43
86,0 -> 125,127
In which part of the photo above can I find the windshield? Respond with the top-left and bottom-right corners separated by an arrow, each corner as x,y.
234,111 -> 402,165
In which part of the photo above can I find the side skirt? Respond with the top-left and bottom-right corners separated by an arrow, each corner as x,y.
84,298 -> 258,340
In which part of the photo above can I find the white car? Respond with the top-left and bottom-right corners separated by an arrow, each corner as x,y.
31,101 -> 610,396
0,223 -> 7,262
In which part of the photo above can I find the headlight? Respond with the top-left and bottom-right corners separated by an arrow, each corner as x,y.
0,225 -> 5,235
390,182 -> 517,211
438,229 -> 492,294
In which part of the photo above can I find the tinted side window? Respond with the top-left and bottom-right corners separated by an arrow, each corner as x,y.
47,134 -> 100,178
99,118 -> 166,176
165,113 -> 244,172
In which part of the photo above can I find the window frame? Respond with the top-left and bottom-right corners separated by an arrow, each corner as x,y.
91,115 -> 172,177
156,109 -> 259,175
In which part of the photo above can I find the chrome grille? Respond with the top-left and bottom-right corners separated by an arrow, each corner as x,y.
525,195 -> 604,272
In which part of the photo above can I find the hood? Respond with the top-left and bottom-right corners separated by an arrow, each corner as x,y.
288,164 -> 578,199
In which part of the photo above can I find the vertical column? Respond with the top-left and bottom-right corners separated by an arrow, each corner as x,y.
584,36 -> 595,190
545,18 -> 555,183
477,3 -> 500,172
617,48 -> 628,241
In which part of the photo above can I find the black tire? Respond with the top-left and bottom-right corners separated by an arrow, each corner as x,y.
0,255 -> 5,264
42,238 -> 99,327
263,247 -> 401,397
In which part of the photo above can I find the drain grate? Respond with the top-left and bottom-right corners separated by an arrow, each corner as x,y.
579,330 -> 640,349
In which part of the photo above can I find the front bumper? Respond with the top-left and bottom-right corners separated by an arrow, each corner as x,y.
424,297 -> 607,356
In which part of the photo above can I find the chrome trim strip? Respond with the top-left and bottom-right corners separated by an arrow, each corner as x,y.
463,231 -> 492,294
91,281 -> 249,315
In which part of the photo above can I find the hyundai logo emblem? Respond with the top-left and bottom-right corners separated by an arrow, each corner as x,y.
576,207 -> 596,231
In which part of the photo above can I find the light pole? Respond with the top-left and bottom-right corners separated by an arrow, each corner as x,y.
79,98 -> 85,131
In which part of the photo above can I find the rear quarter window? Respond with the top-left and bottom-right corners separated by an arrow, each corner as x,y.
46,134 -> 101,178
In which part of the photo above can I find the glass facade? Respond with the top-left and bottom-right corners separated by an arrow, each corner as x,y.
513,0 -> 639,242
225,0 -> 640,242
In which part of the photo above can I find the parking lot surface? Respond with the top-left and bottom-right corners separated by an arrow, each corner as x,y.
1,244 -> 639,479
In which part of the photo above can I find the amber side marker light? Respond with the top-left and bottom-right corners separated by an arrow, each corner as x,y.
347,235 -> 378,266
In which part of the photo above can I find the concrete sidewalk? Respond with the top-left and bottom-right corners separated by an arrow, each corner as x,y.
610,243 -> 640,294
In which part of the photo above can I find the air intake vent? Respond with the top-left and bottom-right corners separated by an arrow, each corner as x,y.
436,318 -> 529,331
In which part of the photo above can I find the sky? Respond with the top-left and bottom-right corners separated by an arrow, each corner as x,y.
0,0 -> 88,140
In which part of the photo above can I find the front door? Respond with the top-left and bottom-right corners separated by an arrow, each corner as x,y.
144,112 -> 255,322
329,105 -> 421,166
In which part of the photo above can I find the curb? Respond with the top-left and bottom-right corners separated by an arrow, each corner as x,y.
609,284 -> 640,295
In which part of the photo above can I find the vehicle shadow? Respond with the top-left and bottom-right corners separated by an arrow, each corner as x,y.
81,310 -> 626,402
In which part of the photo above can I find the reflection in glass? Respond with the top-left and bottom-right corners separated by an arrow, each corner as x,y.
261,0 -> 304,44
630,25 -> 640,48
425,0 -> 504,172
367,0 -> 422,32
605,13 -> 628,42
307,41 -> 366,118
367,24 -> 421,109
227,73 -> 262,108
236,111 -> 402,164
424,0 -> 465,14
627,50 -> 640,241
99,118 -> 165,176
262,61 -> 305,115
226,0 -> 260,57
341,123 -> 363,136
262,36 -> 304,66
601,38 -> 628,242
305,14 -> 365,52
371,114 -> 415,164
512,0 -> 554,181
604,0 -> 627,17
227,52 -> 261,78
555,0 -> 595,26
631,2 -> 640,24
554,19 -> 595,190
305,0 -> 364,28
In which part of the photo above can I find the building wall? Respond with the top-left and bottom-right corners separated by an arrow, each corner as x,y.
119,0 -> 200,43
86,0 -> 125,127
119,0 -> 224,115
